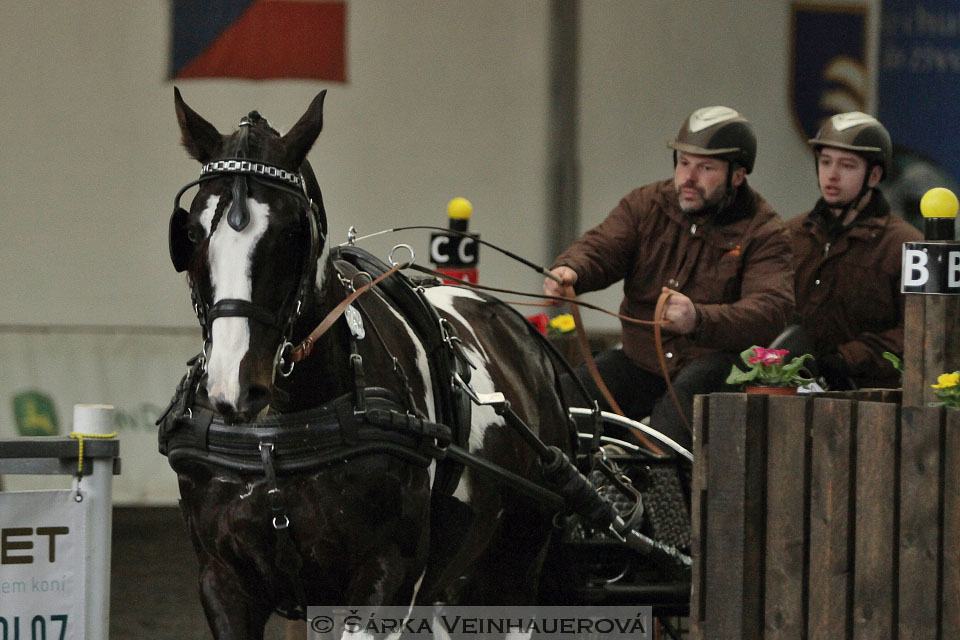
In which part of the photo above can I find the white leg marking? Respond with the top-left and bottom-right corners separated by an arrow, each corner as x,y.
202,196 -> 271,407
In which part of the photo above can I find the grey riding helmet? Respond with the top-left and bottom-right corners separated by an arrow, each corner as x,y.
667,106 -> 757,174
808,111 -> 892,180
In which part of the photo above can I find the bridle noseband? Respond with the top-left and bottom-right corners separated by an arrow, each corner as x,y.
169,129 -> 324,379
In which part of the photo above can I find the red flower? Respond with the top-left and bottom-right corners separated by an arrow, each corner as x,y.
747,347 -> 788,366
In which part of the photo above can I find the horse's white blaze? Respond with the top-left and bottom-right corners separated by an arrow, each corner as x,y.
200,196 -> 271,408
423,287 -> 507,505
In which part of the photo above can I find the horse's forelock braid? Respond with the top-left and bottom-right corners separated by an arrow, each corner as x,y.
208,184 -> 231,235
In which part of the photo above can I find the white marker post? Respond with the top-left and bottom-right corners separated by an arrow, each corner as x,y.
72,404 -> 116,640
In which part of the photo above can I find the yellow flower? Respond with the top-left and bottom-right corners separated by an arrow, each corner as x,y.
548,314 -> 576,334
932,371 -> 960,389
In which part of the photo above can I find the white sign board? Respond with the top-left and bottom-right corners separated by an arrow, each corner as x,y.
0,490 -> 86,639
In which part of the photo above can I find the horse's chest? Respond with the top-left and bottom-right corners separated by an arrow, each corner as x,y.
178,461 -> 432,569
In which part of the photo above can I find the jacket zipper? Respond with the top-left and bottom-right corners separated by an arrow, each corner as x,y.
823,242 -> 831,257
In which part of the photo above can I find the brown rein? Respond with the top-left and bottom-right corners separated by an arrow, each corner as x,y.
288,263 -> 691,454
288,264 -> 402,363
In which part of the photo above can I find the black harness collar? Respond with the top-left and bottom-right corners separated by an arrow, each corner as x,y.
160,387 -> 451,475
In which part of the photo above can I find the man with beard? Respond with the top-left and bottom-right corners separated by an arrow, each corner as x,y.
544,106 -> 793,449
787,112 -> 921,390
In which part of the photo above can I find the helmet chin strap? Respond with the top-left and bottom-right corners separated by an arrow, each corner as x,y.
705,162 -> 737,219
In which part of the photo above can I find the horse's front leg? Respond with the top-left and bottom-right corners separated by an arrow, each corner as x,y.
198,557 -> 273,640
346,544 -> 424,608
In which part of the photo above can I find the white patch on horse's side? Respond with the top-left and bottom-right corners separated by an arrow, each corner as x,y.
313,233 -> 329,296
422,287 -> 508,504
374,295 -> 436,422
203,197 -> 271,408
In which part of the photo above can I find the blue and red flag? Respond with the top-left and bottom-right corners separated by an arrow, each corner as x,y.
171,0 -> 346,82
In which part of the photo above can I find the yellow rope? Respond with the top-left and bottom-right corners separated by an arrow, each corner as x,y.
69,431 -> 117,475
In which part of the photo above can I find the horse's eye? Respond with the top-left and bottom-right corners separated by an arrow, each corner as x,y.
187,227 -> 204,244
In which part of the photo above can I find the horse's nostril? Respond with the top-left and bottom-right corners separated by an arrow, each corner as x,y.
239,385 -> 270,418
214,401 -> 240,424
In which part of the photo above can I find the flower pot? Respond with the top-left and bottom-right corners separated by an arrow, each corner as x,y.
745,385 -> 799,396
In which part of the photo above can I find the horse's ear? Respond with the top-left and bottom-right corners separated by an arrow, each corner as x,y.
174,87 -> 223,163
281,90 -> 326,167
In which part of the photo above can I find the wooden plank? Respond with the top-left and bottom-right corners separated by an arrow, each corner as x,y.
689,393 -> 710,640
923,297 -> 949,408
880,389 -> 903,405
852,401 -> 898,640
904,296 -> 960,407
942,409 -> 960,638
764,395 -> 811,640
808,397 -> 855,640
700,393 -> 766,640
898,406 -> 943,640
902,295 -> 925,407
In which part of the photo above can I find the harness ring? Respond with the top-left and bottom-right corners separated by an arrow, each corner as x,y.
275,340 -> 296,378
389,243 -> 415,268
351,271 -> 373,291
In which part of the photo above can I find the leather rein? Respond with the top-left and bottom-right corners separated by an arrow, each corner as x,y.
287,259 -> 691,455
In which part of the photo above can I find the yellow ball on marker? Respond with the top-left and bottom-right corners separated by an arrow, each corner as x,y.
920,187 -> 959,219
447,197 -> 473,220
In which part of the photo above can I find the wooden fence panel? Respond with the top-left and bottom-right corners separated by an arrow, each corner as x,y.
808,397 -> 855,640
942,410 -> 960,638
764,395 -> 810,640
852,401 -> 898,640
691,393 -> 766,640
694,392 -> 954,639
898,406 -> 943,640
689,394 -> 709,638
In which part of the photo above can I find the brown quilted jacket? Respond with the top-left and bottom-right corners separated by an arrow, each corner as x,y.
552,178 -> 794,376
786,190 -> 921,388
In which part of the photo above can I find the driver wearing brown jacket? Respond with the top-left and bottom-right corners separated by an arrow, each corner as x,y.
544,106 -> 794,449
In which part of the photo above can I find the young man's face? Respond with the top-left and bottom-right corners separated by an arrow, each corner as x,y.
674,152 -> 742,213
816,147 -> 878,207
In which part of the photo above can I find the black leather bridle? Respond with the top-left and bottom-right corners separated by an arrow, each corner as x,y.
168,124 -> 324,378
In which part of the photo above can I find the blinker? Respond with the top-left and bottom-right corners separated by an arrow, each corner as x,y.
169,206 -> 193,273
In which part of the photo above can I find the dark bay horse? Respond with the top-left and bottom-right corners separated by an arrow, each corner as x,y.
162,90 -> 574,638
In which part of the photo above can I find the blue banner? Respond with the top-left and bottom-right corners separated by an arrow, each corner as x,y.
879,1 -> 960,185
791,4 -> 868,140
